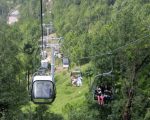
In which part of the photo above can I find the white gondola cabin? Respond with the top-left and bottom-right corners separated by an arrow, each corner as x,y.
31,75 -> 56,104
62,57 -> 69,68
41,50 -> 47,59
41,59 -> 48,69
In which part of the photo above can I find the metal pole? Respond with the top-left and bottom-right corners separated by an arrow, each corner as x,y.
51,47 -> 55,82
50,22 -> 53,34
46,27 -> 49,44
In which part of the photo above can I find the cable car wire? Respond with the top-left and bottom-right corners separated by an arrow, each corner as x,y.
112,34 -> 150,53
79,34 -> 150,60
40,0 -> 44,50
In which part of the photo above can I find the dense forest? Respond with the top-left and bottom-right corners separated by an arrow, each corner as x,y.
0,0 -> 41,119
52,0 -> 150,119
0,0 -> 150,120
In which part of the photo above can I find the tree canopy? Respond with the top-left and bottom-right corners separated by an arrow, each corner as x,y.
1,0 -> 150,120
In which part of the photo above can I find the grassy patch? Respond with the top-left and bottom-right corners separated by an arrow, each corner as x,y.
50,64 -> 91,119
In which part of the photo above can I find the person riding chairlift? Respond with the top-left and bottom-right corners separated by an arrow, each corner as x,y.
71,75 -> 77,86
77,75 -> 82,87
96,87 -> 104,105
104,85 -> 112,101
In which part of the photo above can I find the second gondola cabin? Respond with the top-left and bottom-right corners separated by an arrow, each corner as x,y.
41,59 -> 48,69
41,50 -> 47,59
62,57 -> 69,68
31,75 -> 56,104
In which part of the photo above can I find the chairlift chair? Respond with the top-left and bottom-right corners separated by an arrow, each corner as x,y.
70,68 -> 82,85
31,71 -> 56,104
70,69 -> 82,77
93,72 -> 114,103
24,43 -> 34,54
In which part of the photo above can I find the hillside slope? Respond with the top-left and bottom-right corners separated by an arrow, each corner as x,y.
50,63 -> 90,119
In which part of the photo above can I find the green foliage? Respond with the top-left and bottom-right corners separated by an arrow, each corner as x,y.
0,1 -> 41,119
0,0 -> 9,22
0,24 -> 29,119
53,0 -> 150,120
1,0 -> 150,119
